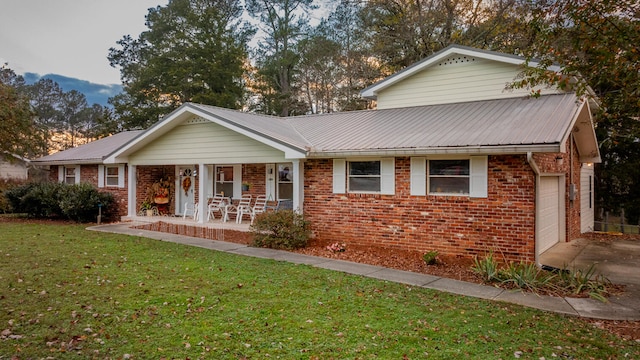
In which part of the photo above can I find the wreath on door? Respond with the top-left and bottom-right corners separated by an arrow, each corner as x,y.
182,177 -> 191,195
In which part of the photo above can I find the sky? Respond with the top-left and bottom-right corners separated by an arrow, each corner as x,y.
0,0 -> 168,85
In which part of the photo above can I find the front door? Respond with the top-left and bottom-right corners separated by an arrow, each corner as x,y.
177,167 -> 196,215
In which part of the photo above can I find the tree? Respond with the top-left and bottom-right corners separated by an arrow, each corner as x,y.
246,0 -> 318,116
516,0 -> 640,223
27,78 -> 64,155
0,65 -> 40,160
108,0 -> 253,129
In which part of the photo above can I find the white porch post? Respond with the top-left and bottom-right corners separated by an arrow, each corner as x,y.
127,165 -> 137,217
292,159 -> 304,213
197,163 -> 207,224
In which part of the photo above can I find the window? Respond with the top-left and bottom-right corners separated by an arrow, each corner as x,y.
65,167 -> 77,185
105,166 -> 119,186
277,163 -> 293,200
348,161 -> 381,192
215,166 -> 234,196
428,159 -> 470,195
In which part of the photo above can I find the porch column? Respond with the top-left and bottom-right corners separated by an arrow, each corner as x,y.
292,159 -> 304,213
127,165 -> 137,217
197,163 -> 207,224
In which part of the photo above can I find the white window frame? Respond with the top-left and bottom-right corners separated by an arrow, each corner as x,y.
410,156 -> 487,198
98,164 -> 126,188
59,165 -> 80,185
333,158 -> 395,195
428,159 -> 471,196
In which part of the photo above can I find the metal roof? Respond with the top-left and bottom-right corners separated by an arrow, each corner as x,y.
31,130 -> 144,165
288,93 -> 581,156
38,93 -> 588,164
187,103 -> 312,151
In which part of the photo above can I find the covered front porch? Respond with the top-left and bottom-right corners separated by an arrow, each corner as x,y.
125,162 -> 303,225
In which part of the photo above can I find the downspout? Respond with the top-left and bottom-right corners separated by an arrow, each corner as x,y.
527,152 -> 541,266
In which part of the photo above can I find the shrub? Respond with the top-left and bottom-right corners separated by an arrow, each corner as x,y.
0,179 -> 29,213
251,210 -> 310,249
59,183 -> 114,222
3,181 -> 114,222
499,261 -> 555,292
422,251 -> 439,265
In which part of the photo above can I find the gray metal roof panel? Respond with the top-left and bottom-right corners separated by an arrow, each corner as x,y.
32,130 -> 144,164
288,93 -> 580,154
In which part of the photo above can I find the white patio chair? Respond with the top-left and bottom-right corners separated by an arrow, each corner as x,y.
223,194 -> 252,223
249,195 -> 268,224
207,195 -> 227,221
183,202 -> 199,221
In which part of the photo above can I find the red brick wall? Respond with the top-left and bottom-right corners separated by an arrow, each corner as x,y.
303,156 -> 538,262
136,165 -> 176,214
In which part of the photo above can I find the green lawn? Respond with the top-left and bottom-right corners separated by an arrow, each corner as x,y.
0,222 -> 637,359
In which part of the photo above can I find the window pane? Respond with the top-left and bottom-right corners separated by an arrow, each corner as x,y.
349,161 -> 380,176
429,177 -> 469,194
216,182 -> 233,197
66,167 -> 75,176
349,177 -> 380,192
106,177 -> 119,186
278,183 -> 293,200
107,167 -> 118,176
278,164 -> 292,182
429,160 -> 469,176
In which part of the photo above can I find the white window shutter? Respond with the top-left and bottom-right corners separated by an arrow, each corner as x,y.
118,164 -> 125,188
470,156 -> 488,198
98,165 -> 105,188
332,159 -> 346,194
58,166 -> 64,183
380,158 -> 395,195
74,166 -> 81,184
410,157 -> 426,196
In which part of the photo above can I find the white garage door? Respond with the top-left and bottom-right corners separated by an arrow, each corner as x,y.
539,177 -> 561,254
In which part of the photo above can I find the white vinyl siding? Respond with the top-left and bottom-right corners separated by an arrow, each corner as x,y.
129,120 -> 288,165
376,58 -> 562,109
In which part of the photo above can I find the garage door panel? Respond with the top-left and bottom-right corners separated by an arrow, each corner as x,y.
539,177 -> 560,254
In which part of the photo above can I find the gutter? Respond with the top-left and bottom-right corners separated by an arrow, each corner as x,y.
307,144 -> 562,159
527,152 -> 542,267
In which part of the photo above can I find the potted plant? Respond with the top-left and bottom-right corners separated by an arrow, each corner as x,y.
140,201 -> 154,216
242,182 -> 251,191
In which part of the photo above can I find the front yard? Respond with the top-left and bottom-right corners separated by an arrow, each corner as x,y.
0,220 -> 638,358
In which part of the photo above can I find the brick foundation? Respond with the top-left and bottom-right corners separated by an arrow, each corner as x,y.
132,221 -> 252,244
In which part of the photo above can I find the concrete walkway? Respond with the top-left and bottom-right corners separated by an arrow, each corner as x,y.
88,223 -> 640,321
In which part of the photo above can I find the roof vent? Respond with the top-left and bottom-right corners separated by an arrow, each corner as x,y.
438,56 -> 475,66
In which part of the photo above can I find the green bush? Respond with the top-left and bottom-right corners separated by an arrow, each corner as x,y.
3,181 -> 114,222
251,210 -> 310,249
422,251 -> 439,265
0,179 -> 28,213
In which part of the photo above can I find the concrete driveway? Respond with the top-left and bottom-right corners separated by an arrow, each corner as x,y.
540,235 -> 640,311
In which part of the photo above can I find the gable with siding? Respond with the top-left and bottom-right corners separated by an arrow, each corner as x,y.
362,45 -> 563,109
128,116 -> 289,165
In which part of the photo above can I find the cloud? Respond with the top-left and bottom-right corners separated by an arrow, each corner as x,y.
23,73 -> 122,107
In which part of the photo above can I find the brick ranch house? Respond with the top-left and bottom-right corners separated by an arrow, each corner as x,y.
32,45 -> 601,264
